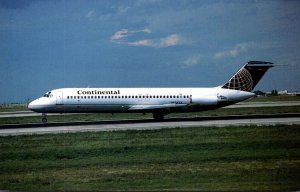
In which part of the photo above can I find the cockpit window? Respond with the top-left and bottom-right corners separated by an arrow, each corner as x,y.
43,92 -> 52,98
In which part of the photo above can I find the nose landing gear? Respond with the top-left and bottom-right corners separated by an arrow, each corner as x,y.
42,113 -> 47,123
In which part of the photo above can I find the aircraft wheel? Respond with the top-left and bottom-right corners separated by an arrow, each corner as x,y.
42,117 -> 47,123
153,112 -> 164,121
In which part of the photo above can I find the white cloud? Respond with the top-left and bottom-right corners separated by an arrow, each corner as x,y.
111,29 -> 150,42
142,28 -> 151,33
128,39 -> 151,46
158,34 -> 180,47
214,42 -> 255,59
111,29 -> 129,41
111,29 -> 180,48
117,6 -> 130,14
128,34 -> 180,48
85,10 -> 96,19
213,41 -> 282,60
183,55 -> 203,67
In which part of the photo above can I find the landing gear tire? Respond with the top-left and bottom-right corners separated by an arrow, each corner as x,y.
42,117 -> 47,123
153,112 -> 164,121
42,113 -> 47,123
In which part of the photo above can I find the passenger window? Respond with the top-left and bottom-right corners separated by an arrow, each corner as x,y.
84,96 -> 86,99
67,96 -> 69,99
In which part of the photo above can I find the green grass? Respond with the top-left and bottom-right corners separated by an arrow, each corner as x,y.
1,125 -> 300,191
246,95 -> 300,102
0,104 -> 28,112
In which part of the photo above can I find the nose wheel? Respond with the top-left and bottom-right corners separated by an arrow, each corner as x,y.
42,113 -> 47,123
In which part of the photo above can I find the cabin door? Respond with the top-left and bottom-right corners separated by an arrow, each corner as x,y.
56,91 -> 63,105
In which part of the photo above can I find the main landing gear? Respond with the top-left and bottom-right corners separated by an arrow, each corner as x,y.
42,113 -> 47,123
152,111 -> 165,121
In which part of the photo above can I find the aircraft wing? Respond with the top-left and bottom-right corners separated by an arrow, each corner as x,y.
128,103 -> 187,111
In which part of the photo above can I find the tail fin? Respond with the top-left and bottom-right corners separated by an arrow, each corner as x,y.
222,61 -> 274,92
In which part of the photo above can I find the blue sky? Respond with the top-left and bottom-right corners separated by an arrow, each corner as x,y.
0,0 -> 300,103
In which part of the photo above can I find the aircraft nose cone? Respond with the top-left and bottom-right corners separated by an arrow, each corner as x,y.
28,100 -> 36,111
28,99 -> 42,112
28,102 -> 32,110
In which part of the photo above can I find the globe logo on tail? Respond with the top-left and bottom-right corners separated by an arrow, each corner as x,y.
223,68 -> 253,92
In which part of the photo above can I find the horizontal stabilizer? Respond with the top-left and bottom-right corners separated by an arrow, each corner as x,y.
247,61 -> 274,65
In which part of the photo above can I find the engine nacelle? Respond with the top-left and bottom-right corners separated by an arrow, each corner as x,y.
191,95 -> 217,105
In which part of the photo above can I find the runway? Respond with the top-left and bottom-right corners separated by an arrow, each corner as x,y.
1,114 -> 299,136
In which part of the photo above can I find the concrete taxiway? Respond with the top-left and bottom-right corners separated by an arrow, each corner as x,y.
1,115 -> 299,136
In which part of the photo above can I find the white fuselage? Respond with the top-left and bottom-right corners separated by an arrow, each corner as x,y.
28,87 -> 255,114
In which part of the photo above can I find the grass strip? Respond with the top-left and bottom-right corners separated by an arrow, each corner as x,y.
1,124 -> 300,191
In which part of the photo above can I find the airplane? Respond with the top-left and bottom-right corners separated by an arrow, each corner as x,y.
28,61 -> 274,123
